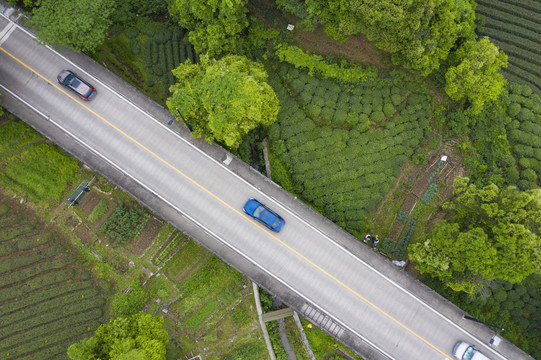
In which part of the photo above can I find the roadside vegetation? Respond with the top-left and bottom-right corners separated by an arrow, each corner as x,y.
1,0 -> 541,358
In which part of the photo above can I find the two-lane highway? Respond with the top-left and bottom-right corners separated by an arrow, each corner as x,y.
0,13 -> 532,360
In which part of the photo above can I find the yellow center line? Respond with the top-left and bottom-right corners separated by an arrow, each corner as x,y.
1,45 -> 452,359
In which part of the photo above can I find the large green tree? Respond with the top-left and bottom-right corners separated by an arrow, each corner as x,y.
67,313 -> 168,360
167,55 -> 279,148
29,0 -> 115,53
409,177 -> 541,293
169,0 -> 268,58
445,37 -> 508,114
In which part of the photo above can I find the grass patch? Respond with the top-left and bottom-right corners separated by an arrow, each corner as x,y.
0,142 -> 80,205
88,199 -> 108,222
300,317 -> 363,359
0,121 -> 43,154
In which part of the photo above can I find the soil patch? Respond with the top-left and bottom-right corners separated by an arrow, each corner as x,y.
74,223 -> 96,244
79,191 -> 101,217
293,27 -> 390,69
129,217 -> 163,256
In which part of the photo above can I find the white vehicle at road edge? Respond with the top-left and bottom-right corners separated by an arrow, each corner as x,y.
453,341 -> 492,360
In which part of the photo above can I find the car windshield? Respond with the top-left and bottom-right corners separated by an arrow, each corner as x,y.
462,346 -> 476,360
63,73 -> 75,85
252,205 -> 264,218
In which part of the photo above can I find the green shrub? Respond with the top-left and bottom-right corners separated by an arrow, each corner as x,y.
275,44 -> 378,83
371,111 -> 385,122
112,279 -> 149,316
411,148 -> 427,165
333,109 -> 348,126
125,27 -> 139,39
508,102 -> 521,117
521,168 -> 537,182
321,107 -> 335,124
518,108 -> 535,122
383,103 -> 395,117
307,104 -> 322,118
99,202 -> 150,247
362,102 -> 372,115
379,237 -> 396,256
290,78 -> 305,93
391,94 -> 402,106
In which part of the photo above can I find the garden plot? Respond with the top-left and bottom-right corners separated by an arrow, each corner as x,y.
0,194 -> 107,360
476,0 -> 541,94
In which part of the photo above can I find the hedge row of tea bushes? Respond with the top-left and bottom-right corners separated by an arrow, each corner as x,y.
102,20 -> 197,100
268,64 -> 433,232
134,24 -> 197,94
505,83 -> 541,188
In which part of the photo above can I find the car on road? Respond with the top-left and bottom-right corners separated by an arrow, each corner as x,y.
57,70 -> 96,101
243,198 -> 285,232
453,341 -> 491,360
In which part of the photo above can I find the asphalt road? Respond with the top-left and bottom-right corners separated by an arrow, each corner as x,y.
0,12 -> 533,360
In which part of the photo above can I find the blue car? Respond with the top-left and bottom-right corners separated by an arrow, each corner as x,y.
243,199 -> 285,232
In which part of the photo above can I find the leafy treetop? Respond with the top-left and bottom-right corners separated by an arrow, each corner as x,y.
409,177 -> 541,293
28,0 -> 116,53
169,0 -> 270,58
445,37 -> 508,115
167,55 -> 280,149
67,312 -> 168,360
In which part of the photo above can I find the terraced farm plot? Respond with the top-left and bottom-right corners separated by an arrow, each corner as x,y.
0,198 -> 106,360
268,64 -> 433,233
476,0 -> 541,94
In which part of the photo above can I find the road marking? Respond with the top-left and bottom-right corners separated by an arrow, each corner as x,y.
0,21 -> 15,46
0,44 -> 454,360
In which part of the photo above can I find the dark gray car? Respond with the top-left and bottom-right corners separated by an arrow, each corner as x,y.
57,70 -> 96,101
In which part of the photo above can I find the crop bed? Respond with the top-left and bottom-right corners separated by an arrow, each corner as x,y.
0,198 -> 106,360
476,0 -> 541,94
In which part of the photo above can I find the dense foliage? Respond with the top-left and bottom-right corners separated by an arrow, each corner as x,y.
169,0 -> 272,58
167,55 -> 280,148
268,64 -> 432,232
277,0 -> 477,76
67,313 -> 168,360
29,0 -> 115,53
452,82 -> 541,191
275,44 -> 377,83
100,202 -> 150,247
425,274 -> 541,359
112,279 -> 150,316
409,177 -> 541,293
445,37 -> 508,114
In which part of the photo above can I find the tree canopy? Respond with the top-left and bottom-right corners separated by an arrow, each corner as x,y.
29,0 -> 115,53
67,313 -> 168,360
409,177 -> 541,293
288,0 -> 476,76
169,0 -> 269,58
167,55 -> 280,149
445,37 -> 508,114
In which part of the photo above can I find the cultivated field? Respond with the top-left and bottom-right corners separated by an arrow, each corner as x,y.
0,195 -> 107,360
476,0 -> 541,94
